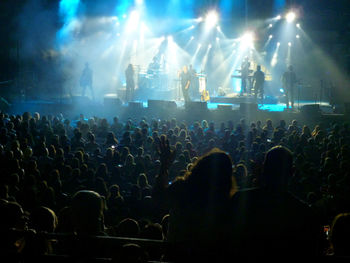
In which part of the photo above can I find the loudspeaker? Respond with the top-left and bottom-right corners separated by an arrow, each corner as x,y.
185,101 -> 208,111
104,96 -> 122,108
128,101 -> 143,110
300,104 -> 320,115
71,96 -> 91,104
148,100 -> 177,111
217,104 -> 232,111
240,103 -> 257,113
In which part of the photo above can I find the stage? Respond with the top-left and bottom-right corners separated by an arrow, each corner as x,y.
5,91 -> 341,129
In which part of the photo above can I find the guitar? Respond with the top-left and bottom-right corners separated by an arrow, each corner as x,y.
201,89 -> 210,102
184,80 -> 190,90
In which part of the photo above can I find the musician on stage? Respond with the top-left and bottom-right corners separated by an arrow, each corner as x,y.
125,64 -> 135,102
240,57 -> 251,96
282,65 -> 297,109
252,65 -> 265,103
189,64 -> 199,99
80,62 -> 94,99
180,65 -> 191,103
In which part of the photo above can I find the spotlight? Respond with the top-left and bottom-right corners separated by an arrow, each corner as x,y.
276,15 -> 282,20
196,17 -> 203,22
269,35 -> 273,39
189,25 -> 195,30
286,12 -> 296,23
208,44 -> 212,49
198,43 -> 202,48
216,37 -> 220,41
277,42 -> 280,46
241,32 -> 254,46
216,26 -> 221,31
288,42 -> 292,46
280,88 -> 284,93
269,24 -> 273,28
296,34 -> 300,39
296,23 -> 300,28
127,10 -> 140,31
190,36 -> 194,40
205,10 -> 219,29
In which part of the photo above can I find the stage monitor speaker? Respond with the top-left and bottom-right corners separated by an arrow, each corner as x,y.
128,101 -> 143,110
240,102 -> 257,113
104,96 -> 122,108
217,104 -> 232,111
71,96 -> 91,104
185,101 -> 208,111
148,100 -> 177,111
300,104 -> 320,115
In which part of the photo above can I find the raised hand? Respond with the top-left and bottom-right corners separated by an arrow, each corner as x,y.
157,134 -> 176,169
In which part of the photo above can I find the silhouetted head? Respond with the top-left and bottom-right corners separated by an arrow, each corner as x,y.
30,206 -> 57,233
262,145 -> 293,191
71,190 -> 103,235
330,213 -> 350,257
185,148 -> 235,204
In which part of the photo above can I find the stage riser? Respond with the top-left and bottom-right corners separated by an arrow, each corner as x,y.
210,96 -> 278,105
8,101 -> 346,130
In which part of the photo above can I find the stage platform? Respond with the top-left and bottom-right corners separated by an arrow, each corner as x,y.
5,94 -> 343,128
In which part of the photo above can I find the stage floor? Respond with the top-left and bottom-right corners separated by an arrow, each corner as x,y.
135,99 -> 333,113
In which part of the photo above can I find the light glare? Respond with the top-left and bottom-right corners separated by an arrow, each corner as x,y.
205,11 -> 219,29
286,12 -> 296,23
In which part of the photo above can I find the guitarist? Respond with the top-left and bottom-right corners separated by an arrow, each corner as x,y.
180,65 -> 191,103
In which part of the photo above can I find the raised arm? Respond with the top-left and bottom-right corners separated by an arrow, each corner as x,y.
153,135 -> 176,201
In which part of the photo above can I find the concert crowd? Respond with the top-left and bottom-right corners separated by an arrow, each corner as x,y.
0,110 -> 349,262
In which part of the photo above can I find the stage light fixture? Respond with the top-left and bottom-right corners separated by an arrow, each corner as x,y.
276,15 -> 282,20
205,10 -> 219,29
241,32 -> 254,46
269,34 -> 273,39
286,12 -> 296,23
296,34 -> 300,39
269,24 -> 273,28
277,42 -> 280,46
280,88 -> 284,93
127,10 -> 140,31
288,42 -> 292,46
296,23 -> 300,28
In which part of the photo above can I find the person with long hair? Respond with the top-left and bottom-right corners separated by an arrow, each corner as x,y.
153,135 -> 236,261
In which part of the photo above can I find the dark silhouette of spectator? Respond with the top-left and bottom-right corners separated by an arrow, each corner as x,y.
114,218 -> 140,238
329,212 -> 350,257
153,135 -> 236,260
230,145 -> 322,259
70,190 -> 106,235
